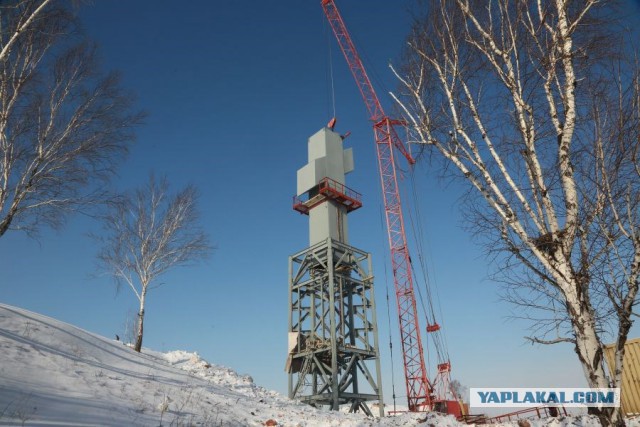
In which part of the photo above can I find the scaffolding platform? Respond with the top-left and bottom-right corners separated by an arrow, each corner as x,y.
293,177 -> 362,215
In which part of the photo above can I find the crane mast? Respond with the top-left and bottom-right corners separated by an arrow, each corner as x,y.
320,0 -> 433,411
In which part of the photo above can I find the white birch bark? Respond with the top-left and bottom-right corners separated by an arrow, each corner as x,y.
95,175 -> 211,353
392,1 -> 637,424
0,0 -> 141,237
135,286 -> 147,353
0,0 -> 54,63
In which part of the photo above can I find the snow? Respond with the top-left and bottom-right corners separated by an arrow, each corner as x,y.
489,417 -> 604,427
0,303 -> 636,426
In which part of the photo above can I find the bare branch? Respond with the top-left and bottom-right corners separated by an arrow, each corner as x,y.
0,0 -> 54,63
525,336 -> 576,345
94,174 -> 213,352
394,1 -> 638,423
0,1 -> 143,238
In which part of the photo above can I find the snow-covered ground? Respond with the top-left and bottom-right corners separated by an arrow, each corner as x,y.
0,303 -> 634,426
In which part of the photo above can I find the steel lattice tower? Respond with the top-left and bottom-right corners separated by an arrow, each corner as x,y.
286,125 -> 384,416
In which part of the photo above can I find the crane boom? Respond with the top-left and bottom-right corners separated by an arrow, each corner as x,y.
320,0 -> 432,411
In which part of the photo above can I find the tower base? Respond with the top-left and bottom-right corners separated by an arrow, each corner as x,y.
286,238 -> 384,417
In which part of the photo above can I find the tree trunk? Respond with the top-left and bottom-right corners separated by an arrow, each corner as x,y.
134,290 -> 146,352
569,303 -> 607,387
567,294 -> 624,426
0,216 -> 12,237
591,407 -> 625,427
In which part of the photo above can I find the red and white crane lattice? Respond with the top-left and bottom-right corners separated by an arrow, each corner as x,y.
320,0 -> 460,414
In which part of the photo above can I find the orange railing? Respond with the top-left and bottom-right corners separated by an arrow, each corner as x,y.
487,406 -> 568,423
293,177 -> 362,214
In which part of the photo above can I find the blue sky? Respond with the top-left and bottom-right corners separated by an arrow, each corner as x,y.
2,0 -> 640,410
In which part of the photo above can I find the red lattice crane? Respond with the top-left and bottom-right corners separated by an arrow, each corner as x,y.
320,0 -> 459,414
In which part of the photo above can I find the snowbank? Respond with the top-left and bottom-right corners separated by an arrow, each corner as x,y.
0,303 -> 634,426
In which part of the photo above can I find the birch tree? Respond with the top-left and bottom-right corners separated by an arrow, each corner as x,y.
391,1 -> 639,425
95,175 -> 212,353
0,0 -> 141,237
0,0 -> 54,64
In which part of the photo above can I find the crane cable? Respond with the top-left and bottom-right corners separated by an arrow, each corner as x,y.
325,8 -> 404,409
353,30 -> 454,380
324,14 -> 337,120
405,165 -> 450,364
399,166 -> 443,366
322,4 -> 451,403
347,16 -> 452,390
380,205 -> 398,412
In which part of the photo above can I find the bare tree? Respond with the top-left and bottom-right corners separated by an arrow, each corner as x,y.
449,379 -> 467,401
0,0 -> 142,237
0,0 -> 53,64
95,175 -> 212,352
391,1 -> 638,425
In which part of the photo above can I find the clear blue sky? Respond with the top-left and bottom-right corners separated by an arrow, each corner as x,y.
2,0 -> 640,410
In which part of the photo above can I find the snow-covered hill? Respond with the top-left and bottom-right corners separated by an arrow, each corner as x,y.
0,303 -> 626,426
0,303 -> 456,426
